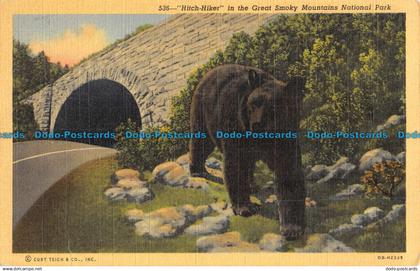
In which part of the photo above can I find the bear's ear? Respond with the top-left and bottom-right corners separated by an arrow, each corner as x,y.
248,69 -> 263,88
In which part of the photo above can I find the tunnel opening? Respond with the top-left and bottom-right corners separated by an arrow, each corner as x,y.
53,79 -> 141,146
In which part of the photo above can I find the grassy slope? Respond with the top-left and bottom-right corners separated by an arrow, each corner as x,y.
14,156 -> 405,252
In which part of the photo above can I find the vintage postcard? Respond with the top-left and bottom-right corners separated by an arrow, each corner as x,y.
0,0 -> 419,267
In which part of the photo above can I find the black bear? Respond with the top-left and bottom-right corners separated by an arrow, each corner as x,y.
189,64 -> 306,239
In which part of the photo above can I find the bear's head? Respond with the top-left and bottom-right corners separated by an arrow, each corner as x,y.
242,69 -> 305,133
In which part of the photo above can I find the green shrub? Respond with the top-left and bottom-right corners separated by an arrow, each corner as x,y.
13,103 -> 38,141
167,14 -> 405,165
115,119 -> 176,171
360,160 -> 405,199
115,15 -> 406,169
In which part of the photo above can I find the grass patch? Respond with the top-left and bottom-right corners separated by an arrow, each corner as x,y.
13,156 -> 212,253
229,215 -> 279,243
13,155 -> 405,252
345,215 -> 406,252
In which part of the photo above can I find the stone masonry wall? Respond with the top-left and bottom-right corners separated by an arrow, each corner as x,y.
28,14 -> 276,131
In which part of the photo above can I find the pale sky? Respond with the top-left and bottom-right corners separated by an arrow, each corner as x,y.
13,15 -> 169,66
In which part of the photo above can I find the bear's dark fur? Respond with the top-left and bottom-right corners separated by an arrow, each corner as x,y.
189,64 -> 306,239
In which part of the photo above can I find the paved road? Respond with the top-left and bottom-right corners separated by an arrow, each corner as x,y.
13,140 -> 117,228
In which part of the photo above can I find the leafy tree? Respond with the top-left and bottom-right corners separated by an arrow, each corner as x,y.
116,14 -> 405,167
13,40 -> 69,140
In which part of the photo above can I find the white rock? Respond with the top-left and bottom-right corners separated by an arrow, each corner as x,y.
116,178 -> 144,190
383,204 -> 405,223
175,153 -> 190,166
363,207 -> 385,221
111,168 -> 140,184
135,207 -> 187,238
396,152 -> 405,162
359,148 -> 394,172
210,202 -> 234,216
376,115 -> 405,131
206,157 -> 222,170
104,187 -> 126,201
153,162 -> 189,186
126,187 -> 154,203
351,214 -> 370,226
333,184 -> 364,200
134,205 -> 213,238
259,233 -> 287,252
185,215 -> 230,236
179,204 -> 213,223
317,162 -> 356,184
305,164 -> 329,181
125,209 -> 144,223
295,234 -> 354,252
196,231 -> 260,252
152,161 -> 179,179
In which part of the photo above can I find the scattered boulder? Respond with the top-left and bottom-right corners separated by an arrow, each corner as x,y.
135,207 -> 187,238
351,214 -> 371,226
116,178 -> 145,190
196,231 -> 260,252
332,184 -> 364,200
396,151 -> 405,163
125,209 -> 144,223
205,157 -> 222,170
363,207 -> 385,221
210,202 -> 234,216
105,170 -> 154,204
259,233 -> 287,252
134,204 -> 213,238
111,169 -> 140,185
329,223 -> 363,238
306,157 -> 355,183
175,153 -> 190,167
376,115 -> 405,131
178,204 -> 213,222
126,187 -> 154,203
153,161 -> 217,189
295,234 -> 354,252
359,148 -> 394,172
351,207 -> 385,226
185,214 -> 230,236
159,164 -> 189,186
152,161 -> 180,180
383,204 -> 405,223
104,187 -> 126,201
316,162 -> 356,184
305,164 -> 329,181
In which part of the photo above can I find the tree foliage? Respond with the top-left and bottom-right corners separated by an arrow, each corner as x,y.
167,14 -> 405,165
13,40 -> 69,139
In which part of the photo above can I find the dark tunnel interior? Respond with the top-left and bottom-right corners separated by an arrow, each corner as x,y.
53,79 -> 141,146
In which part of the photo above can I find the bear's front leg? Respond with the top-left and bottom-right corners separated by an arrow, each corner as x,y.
223,148 -> 258,217
270,149 -> 306,240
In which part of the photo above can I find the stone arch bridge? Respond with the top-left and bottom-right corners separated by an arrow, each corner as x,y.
28,14 -> 275,135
